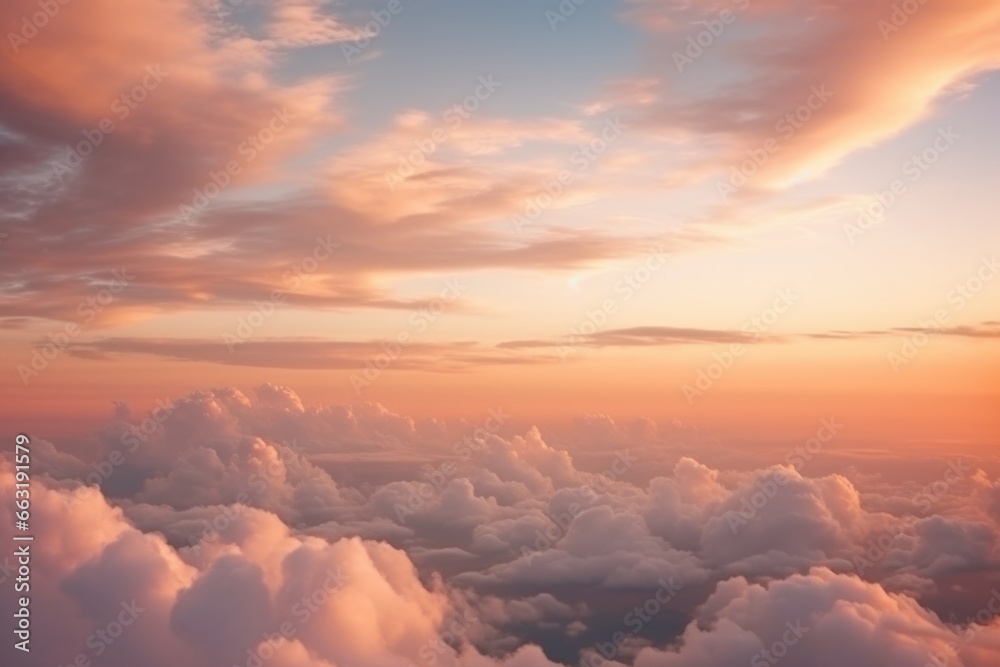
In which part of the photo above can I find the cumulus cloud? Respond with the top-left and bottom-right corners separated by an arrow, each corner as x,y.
630,568 -> 1000,667
5,384 -> 1000,666
0,457 -> 564,667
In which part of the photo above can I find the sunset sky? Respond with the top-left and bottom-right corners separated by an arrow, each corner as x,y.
2,0 -> 999,445
1,3 -> 1000,666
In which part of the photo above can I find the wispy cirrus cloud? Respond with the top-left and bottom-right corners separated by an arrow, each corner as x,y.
48,322 -> 1000,374
502,321 -> 1000,351
265,0 -> 367,47
66,337 -> 560,371
610,0 -> 1000,194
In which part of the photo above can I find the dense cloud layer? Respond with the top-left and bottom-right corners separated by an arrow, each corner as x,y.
3,384 -> 1000,666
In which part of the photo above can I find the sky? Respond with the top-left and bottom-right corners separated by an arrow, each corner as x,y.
1,1 -> 1000,666
1,0 -> 999,444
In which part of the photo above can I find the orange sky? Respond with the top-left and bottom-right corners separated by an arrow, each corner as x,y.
0,0 -> 998,451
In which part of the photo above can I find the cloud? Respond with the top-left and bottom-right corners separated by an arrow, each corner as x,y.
630,568 -> 1000,667
615,0 -> 1000,192
266,0 -> 363,47
499,327 -> 764,350
0,4 -> 672,330
8,384 -> 1000,665
66,337 -> 559,371
500,321 -> 1000,352
0,457 -> 562,667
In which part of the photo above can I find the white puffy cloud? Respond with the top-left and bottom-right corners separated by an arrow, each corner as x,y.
630,568 -> 1000,667
11,384 -> 1000,667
